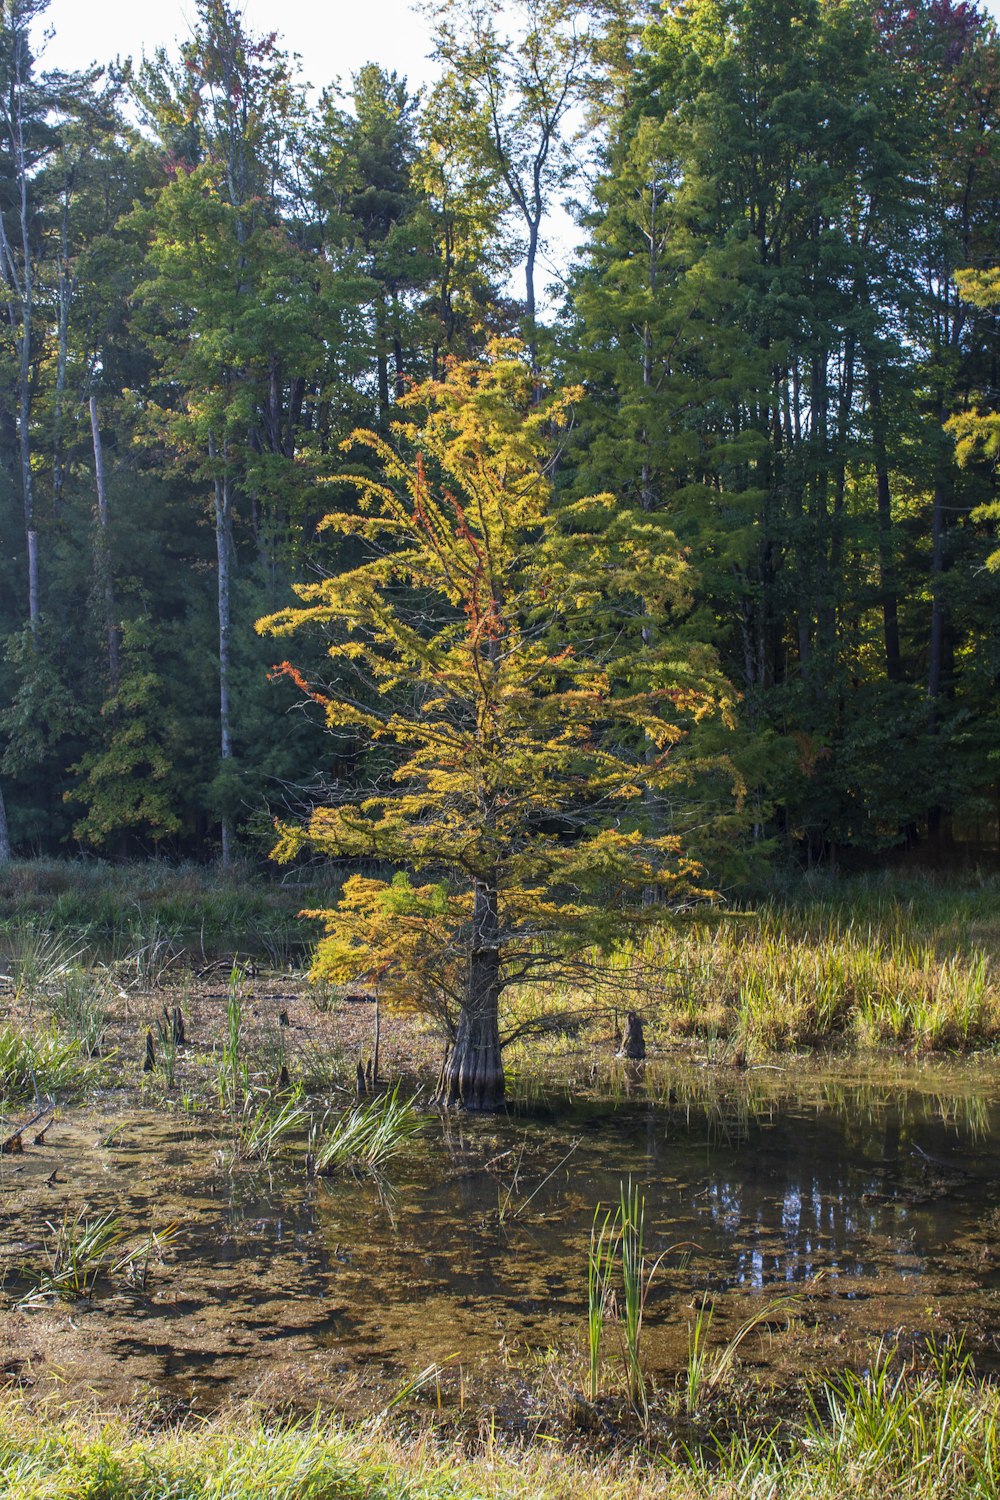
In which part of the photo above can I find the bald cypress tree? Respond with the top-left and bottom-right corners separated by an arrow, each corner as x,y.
259,344 -> 735,1110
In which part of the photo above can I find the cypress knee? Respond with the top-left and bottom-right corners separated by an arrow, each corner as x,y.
617,1011 -> 646,1060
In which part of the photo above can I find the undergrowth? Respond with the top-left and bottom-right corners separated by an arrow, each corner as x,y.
0,858 -> 345,966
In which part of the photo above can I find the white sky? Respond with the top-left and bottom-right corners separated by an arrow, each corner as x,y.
35,0 -> 440,91
33,0 -> 1000,91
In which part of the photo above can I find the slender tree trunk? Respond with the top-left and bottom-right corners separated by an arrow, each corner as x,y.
0,15 -> 39,630
0,787 -> 11,862
436,878 -> 505,1111
89,396 -> 119,690
16,59 -> 37,632
209,433 -> 235,868
928,468 -> 947,710
20,341 -> 37,629
525,217 -> 539,372
375,298 -> 391,422
868,372 -> 901,683
52,187 -> 72,520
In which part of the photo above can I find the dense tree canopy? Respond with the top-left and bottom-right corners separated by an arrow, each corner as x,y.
0,0 -> 996,876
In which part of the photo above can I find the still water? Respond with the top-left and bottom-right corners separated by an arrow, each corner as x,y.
3,1059 -> 1000,1408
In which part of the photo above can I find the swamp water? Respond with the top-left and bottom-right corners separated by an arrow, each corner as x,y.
3,1060 -> 1000,1413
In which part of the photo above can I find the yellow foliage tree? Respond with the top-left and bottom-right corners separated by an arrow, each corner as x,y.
258,343 -> 737,1109
948,268 -> 1000,572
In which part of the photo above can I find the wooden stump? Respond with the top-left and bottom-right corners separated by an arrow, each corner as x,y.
617,1010 -> 646,1060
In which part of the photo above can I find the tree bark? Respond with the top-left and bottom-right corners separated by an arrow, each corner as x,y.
524,215 -> 539,372
0,9 -> 39,630
868,372 -> 902,683
89,396 -> 119,690
436,879 -> 505,1110
0,787 -> 11,862
209,432 -> 234,868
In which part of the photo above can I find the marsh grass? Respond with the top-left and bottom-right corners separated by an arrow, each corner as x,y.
801,1338 -> 998,1495
617,1181 -> 664,1415
587,1205 -> 617,1401
2,1339 -> 999,1498
215,964 -> 250,1120
16,1210 -> 128,1305
233,1088 -> 309,1163
506,877 -> 1000,1061
295,1037 -> 349,1095
152,1006 -> 179,1088
1,926 -> 87,1013
684,1293 -> 713,1416
583,1183 -> 677,1416
115,916 -> 182,990
0,1023 -> 95,1101
15,1210 -> 180,1306
309,1086 -> 422,1176
49,968 -> 110,1057
684,1290 -> 798,1415
0,858 -> 341,967
115,1224 -> 181,1293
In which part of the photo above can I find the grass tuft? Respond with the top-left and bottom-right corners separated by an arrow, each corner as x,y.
309,1086 -> 422,1176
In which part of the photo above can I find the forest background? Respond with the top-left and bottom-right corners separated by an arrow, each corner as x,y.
0,0 -> 998,885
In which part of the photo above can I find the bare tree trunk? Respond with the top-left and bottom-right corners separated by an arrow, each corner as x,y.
18,307 -> 38,626
0,787 -> 11,862
89,396 -> 119,690
436,878 -> 505,1110
52,185 -> 72,520
0,10 -> 39,630
868,372 -> 902,683
928,460 -> 947,711
525,216 -> 539,372
209,433 -> 235,868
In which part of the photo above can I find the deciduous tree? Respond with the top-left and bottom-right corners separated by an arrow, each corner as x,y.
258,343 -> 735,1109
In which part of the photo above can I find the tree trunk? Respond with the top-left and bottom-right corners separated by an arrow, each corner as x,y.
525,216 -> 539,373
20,352 -> 38,629
209,433 -> 234,868
436,879 -> 505,1110
0,786 -> 11,862
868,372 -> 902,683
89,396 -> 119,690
52,187 -> 72,520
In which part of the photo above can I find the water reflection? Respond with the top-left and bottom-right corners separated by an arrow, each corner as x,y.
4,1061 -> 1000,1405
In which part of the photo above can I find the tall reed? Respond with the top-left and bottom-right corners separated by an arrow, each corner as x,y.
583,1182 -> 667,1414
587,1205 -> 618,1402
618,1179 -> 666,1415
